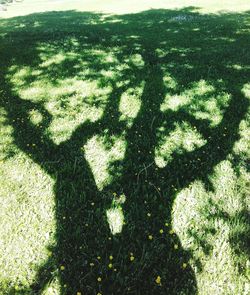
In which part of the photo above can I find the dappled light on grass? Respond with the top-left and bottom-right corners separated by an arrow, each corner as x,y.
0,107 -> 15,160
0,153 -> 55,290
160,79 -> 231,126
0,6 -> 249,295
172,159 -> 249,294
155,122 -> 206,168
42,276 -> 61,295
242,83 -> 250,101
29,109 -> 43,125
7,55 -> 113,144
106,194 -> 126,235
106,207 -> 125,235
119,83 -> 143,127
83,134 -> 126,190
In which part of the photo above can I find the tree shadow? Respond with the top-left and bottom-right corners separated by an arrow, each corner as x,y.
0,7 -> 249,295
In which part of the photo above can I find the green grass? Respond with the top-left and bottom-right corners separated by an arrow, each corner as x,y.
0,1 -> 250,294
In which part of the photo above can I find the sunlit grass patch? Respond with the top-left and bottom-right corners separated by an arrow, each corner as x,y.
172,159 -> 250,295
28,109 -> 43,125
161,79 -> 231,126
8,62 -> 113,143
242,83 -> 250,99
42,277 -> 61,295
155,122 -> 206,167
189,91 -> 231,127
161,93 -> 189,111
188,80 -> 215,96
83,134 -> 126,189
0,154 -> 55,290
163,72 -> 178,90
107,207 -> 125,235
119,83 -> 144,126
0,107 -> 16,160
233,118 -> 250,158
127,53 -> 145,68
107,193 -> 126,235
233,84 -> 250,160
39,52 -> 67,68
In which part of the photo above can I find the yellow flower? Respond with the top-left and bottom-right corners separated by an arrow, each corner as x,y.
155,276 -> 161,285
90,262 -> 94,266
147,213 -> 151,217
174,244 -> 178,250
130,256 -> 135,261
148,235 -> 153,240
77,292 -> 81,295
109,255 -> 113,260
159,229 -> 164,234
165,222 -> 169,226
97,256 -> 101,260
108,263 -> 113,269
182,263 -> 187,269
169,229 -> 175,234
63,284 -> 67,288
97,293 -> 102,295
97,277 -> 102,282
60,265 -> 65,271
15,286 -> 19,291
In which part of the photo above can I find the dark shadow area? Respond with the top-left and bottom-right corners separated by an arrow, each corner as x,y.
0,7 -> 249,295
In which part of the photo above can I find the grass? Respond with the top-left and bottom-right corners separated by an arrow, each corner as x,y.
0,1 -> 250,294
1,0 -> 250,16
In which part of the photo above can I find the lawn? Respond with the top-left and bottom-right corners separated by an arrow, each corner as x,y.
0,1 -> 249,295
